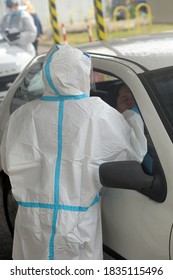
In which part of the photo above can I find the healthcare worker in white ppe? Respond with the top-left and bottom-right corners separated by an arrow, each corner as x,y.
0,0 -> 37,56
0,44 -> 147,260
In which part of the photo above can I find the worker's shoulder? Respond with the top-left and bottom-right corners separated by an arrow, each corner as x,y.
89,96 -> 117,111
11,99 -> 40,119
83,96 -> 121,118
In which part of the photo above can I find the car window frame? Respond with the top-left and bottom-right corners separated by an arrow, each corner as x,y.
92,68 -> 167,202
139,66 -> 173,143
7,56 -> 167,202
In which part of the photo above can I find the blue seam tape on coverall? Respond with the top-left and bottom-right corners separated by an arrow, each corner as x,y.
41,94 -> 89,101
48,100 -> 64,260
17,194 -> 100,211
44,47 -> 61,259
19,47 -> 95,259
44,46 -> 60,96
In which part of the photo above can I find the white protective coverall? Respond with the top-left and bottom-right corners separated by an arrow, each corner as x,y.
0,45 -> 147,260
0,8 -> 37,56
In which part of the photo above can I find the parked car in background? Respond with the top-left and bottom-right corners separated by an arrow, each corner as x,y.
1,33 -> 173,259
0,33 -> 34,105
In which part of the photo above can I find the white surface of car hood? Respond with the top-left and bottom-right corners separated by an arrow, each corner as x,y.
0,41 -> 33,77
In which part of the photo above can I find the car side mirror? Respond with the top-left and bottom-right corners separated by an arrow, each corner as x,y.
99,161 -> 167,203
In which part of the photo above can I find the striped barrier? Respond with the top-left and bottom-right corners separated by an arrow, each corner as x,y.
49,0 -> 61,44
94,0 -> 106,41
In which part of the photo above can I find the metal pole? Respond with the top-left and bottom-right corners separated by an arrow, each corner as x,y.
94,0 -> 106,41
49,0 -> 61,44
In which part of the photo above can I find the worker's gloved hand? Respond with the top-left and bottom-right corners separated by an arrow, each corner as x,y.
5,30 -> 20,41
5,28 -> 20,41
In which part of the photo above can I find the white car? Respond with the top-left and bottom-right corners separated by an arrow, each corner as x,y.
1,33 -> 173,260
0,33 -> 34,105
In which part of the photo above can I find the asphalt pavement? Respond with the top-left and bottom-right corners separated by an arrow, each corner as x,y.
0,177 -> 12,260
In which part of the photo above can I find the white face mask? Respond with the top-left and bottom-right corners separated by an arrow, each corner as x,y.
6,7 -> 17,14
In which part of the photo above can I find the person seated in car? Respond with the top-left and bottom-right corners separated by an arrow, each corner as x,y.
115,83 -> 136,113
115,83 -> 147,159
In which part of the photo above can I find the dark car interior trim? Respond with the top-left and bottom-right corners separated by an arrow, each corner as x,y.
139,67 -> 173,143
103,244 -> 126,260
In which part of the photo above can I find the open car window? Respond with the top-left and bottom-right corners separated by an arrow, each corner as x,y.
142,67 -> 173,142
91,70 -> 125,109
9,65 -> 167,200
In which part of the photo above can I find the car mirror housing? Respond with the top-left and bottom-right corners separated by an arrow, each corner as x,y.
99,161 -> 167,203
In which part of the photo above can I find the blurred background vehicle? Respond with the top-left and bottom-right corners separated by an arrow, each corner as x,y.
0,32 -> 34,105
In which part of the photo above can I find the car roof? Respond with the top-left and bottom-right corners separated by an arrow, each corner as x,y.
78,33 -> 173,71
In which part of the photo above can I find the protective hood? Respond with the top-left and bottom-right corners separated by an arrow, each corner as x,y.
42,44 -> 91,96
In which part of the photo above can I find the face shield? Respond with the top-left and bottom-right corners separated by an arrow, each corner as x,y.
87,53 -> 96,93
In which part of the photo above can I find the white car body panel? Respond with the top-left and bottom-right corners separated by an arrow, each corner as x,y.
0,41 -> 32,78
1,36 -> 173,259
91,56 -> 173,259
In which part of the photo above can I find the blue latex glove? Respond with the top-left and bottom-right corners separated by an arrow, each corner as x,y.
131,105 -> 140,114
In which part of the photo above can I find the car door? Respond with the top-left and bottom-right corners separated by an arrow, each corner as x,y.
1,53 -> 173,259
91,54 -> 173,260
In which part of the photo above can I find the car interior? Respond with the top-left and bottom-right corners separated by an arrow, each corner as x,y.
90,73 -> 154,177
